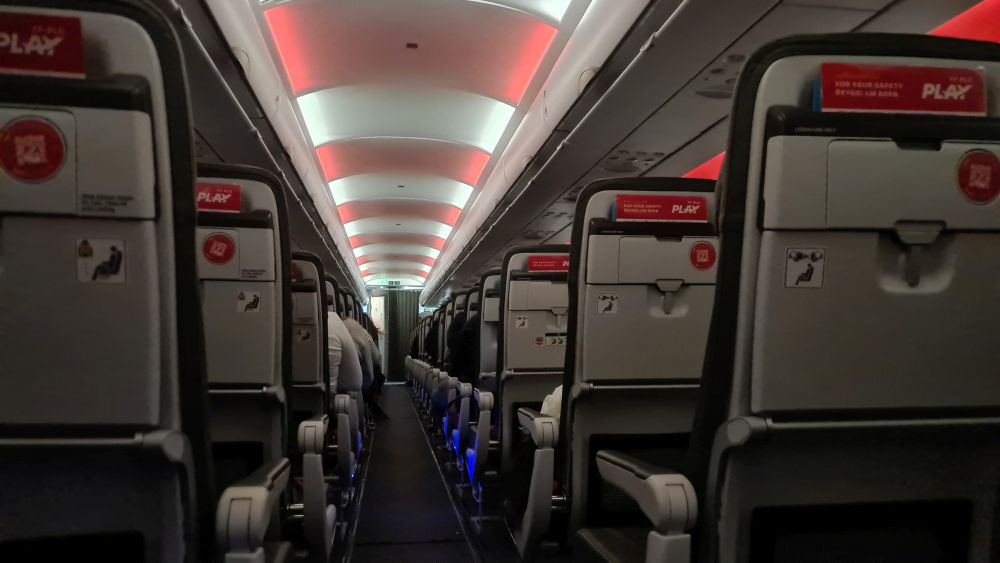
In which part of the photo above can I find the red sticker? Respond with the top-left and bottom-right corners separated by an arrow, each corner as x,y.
0,117 -> 66,182
527,255 -> 569,272
0,13 -> 85,78
615,195 -> 708,222
202,233 -> 236,265
196,182 -> 242,213
821,63 -> 985,116
957,150 -> 1000,204
690,241 -> 716,271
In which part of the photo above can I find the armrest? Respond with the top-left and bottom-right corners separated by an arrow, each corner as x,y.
473,390 -> 494,411
216,458 -> 291,554
333,394 -> 351,415
298,415 -> 328,455
517,408 -> 558,448
595,450 -> 696,535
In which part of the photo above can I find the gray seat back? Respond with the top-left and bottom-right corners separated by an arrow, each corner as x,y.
0,3 -> 212,560
696,34 -> 1000,563
560,178 -> 717,533
478,271 -> 503,383
290,253 -> 330,428
196,167 -> 291,494
498,246 -> 569,473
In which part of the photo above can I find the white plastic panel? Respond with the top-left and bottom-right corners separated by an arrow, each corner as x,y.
469,0 -> 572,24
360,260 -> 433,273
586,235 -> 718,284
507,279 -> 569,310
353,244 -> 441,259
330,173 -> 474,208
298,86 -> 516,154
344,216 -> 452,239
204,282 -> 278,385
764,136 -> 1000,230
827,140 -> 1000,229
0,107 -> 155,219
195,227 -> 276,281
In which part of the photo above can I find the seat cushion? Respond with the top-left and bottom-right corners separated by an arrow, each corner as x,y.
573,528 -> 648,563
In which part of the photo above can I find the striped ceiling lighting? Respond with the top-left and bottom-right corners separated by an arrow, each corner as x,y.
262,0 -> 587,286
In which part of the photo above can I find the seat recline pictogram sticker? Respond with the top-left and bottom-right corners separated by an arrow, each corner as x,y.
238,291 -> 261,313
597,293 -> 619,315
77,239 -> 126,284
784,248 -> 825,288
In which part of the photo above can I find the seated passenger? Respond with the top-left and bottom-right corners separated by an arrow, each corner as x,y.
327,310 -> 363,394
343,317 -> 388,420
444,311 -> 467,370
424,318 -> 440,364
452,311 -> 480,386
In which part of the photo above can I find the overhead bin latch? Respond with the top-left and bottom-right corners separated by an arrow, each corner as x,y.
655,280 -> 684,314
893,221 -> 944,287
550,307 -> 568,330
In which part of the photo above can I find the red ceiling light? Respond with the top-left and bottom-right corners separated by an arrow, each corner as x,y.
337,201 -> 463,226
505,22 -> 558,105
315,140 -> 491,185
931,0 -> 1000,42
263,3 -> 322,94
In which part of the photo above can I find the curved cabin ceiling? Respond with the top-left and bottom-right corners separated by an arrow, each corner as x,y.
258,0 -> 608,288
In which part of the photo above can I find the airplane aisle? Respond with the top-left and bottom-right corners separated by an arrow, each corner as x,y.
350,385 -> 478,562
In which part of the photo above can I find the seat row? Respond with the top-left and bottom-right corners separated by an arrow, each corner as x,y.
405,32 -> 1000,563
0,3 -> 379,562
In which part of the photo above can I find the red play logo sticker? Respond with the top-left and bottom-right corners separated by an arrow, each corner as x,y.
690,241 -> 716,271
0,117 -> 65,182
527,255 -> 569,272
615,195 -> 709,222
196,182 -> 242,213
0,13 -> 85,78
203,233 -> 236,265
820,63 -> 985,116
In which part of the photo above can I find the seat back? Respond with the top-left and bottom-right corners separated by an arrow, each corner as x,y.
345,293 -> 355,320
560,178 -> 717,532
0,3 -> 211,560
695,34 -> 1000,563
466,287 -> 480,316
196,166 -> 291,496
290,253 -> 330,428
498,246 -> 569,473
478,271 -> 503,384
335,287 -> 346,317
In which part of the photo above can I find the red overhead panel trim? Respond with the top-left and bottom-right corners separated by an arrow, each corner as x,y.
931,0 -> 1000,42
350,233 -> 447,250
316,139 -> 490,185
682,152 -> 725,181
264,0 -> 557,104
338,201 -> 462,226
357,254 -> 436,267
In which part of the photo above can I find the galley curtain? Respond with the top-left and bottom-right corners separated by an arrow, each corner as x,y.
384,289 -> 420,381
